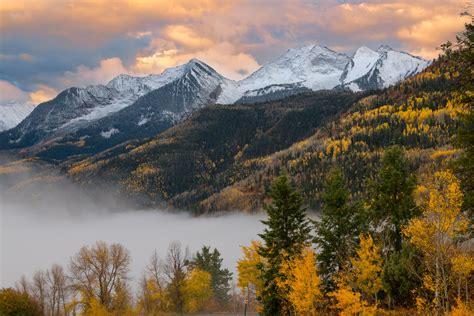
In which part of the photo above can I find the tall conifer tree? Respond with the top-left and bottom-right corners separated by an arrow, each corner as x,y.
367,146 -> 417,256
314,167 -> 361,291
258,173 -> 312,315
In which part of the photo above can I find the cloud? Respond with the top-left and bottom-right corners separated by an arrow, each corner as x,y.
60,58 -> 129,88
163,25 -> 214,49
0,80 -> 31,103
133,42 -> 260,80
0,79 -> 56,105
29,84 -> 57,105
0,0 -> 470,102
0,53 -> 34,62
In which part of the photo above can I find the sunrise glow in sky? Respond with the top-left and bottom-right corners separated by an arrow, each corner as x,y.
0,0 -> 470,105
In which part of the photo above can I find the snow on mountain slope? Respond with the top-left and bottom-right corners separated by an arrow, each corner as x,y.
0,59 -> 226,148
239,45 -> 350,93
375,46 -> 430,87
64,63 -> 195,127
0,101 -> 35,131
0,59 -> 230,151
340,46 -> 380,84
0,43 -> 430,152
341,45 -> 430,91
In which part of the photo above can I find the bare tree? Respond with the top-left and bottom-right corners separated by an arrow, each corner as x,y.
15,275 -> 31,295
46,264 -> 69,316
68,241 -> 131,311
32,270 -> 47,315
138,250 -> 168,313
147,250 -> 165,290
163,241 -> 189,313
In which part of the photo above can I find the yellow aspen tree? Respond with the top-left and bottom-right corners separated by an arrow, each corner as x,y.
137,277 -> 168,315
403,170 -> 469,314
279,248 -> 322,314
237,240 -> 264,296
451,253 -> 474,304
449,298 -> 474,316
329,285 -> 376,316
182,269 -> 213,313
329,234 -> 381,316
83,297 -> 112,316
350,234 -> 384,304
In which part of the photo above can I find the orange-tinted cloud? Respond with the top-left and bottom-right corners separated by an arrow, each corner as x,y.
60,58 -> 129,88
0,80 -> 31,103
132,42 -> 259,80
0,0 -> 233,47
321,0 -> 469,58
0,0 -> 470,101
29,85 -> 57,105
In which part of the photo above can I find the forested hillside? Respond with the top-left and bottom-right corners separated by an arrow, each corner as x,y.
63,91 -> 367,209
201,55 -> 470,212
62,35 -> 469,213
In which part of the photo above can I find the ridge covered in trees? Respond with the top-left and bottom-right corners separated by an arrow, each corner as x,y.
45,16 -> 471,214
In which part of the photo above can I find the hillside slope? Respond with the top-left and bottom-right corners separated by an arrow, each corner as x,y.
200,57 -> 469,212
64,91 -> 366,208
64,49 -> 467,212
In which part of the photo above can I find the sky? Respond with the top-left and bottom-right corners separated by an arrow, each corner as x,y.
0,0 -> 471,105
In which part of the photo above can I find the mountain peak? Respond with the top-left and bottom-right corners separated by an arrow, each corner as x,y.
187,57 -> 205,65
377,44 -> 394,53
355,46 -> 377,56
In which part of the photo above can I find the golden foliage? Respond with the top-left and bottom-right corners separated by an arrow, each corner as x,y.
350,234 -> 384,302
237,240 -> 264,296
404,170 -> 470,313
183,269 -> 213,313
330,285 -> 376,316
279,248 -> 322,314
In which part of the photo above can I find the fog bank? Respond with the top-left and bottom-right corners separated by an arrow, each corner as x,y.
1,203 -> 265,288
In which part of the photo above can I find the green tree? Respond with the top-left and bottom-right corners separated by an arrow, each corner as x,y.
258,173 -> 313,315
367,146 -> 418,256
0,288 -> 41,316
382,243 -> 423,308
448,18 -> 473,219
188,246 -> 232,307
314,167 -> 362,291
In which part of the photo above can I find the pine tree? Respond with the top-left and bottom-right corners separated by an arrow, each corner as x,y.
367,146 -> 418,255
188,246 -> 232,307
314,167 -> 362,291
382,243 -> 423,308
258,173 -> 312,315
453,19 -> 474,222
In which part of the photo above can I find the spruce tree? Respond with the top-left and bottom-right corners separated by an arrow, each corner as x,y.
454,19 -> 474,221
188,246 -> 232,307
314,167 -> 361,291
367,146 -> 417,256
258,173 -> 312,315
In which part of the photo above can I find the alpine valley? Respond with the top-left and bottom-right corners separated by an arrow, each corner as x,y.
2,42 -> 465,213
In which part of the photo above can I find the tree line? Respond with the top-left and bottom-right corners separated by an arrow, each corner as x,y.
237,147 -> 472,315
1,242 -> 235,315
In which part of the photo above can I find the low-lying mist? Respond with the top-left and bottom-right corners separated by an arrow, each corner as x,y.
0,162 -> 265,289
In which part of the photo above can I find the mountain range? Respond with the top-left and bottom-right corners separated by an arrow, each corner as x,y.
0,40 -> 464,214
0,44 -> 429,156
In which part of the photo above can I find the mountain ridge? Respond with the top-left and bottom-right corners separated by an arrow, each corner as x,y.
0,44 -> 430,156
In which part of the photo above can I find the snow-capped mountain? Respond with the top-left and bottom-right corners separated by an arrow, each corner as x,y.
237,45 -> 350,97
0,59 -> 225,148
0,59 -> 228,152
0,101 -> 35,131
340,45 -> 430,91
0,44 -> 429,152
